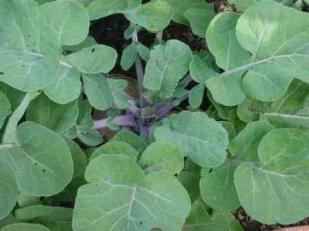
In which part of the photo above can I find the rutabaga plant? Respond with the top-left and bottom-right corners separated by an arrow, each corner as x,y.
0,0 -> 309,230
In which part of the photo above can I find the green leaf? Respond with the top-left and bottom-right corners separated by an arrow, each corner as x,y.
15,205 -> 72,222
207,12 -> 251,70
73,155 -> 191,231
234,128 -> 309,224
137,43 -> 150,62
139,142 -> 184,175
178,160 -> 201,201
121,43 -> 138,71
228,0 -> 294,11
0,122 -> 73,196
17,193 -> 40,208
189,84 -> 204,109
185,200 -> 243,231
86,155 -> 144,184
2,223 -> 50,231
90,141 -> 139,161
40,0 -> 90,46
27,95 -> 79,134
166,0 -> 205,25
265,80 -> 309,128
144,40 -> 192,98
237,98 -> 270,123
205,12 -> 250,106
154,111 -> 229,168
0,92 -> 11,129
65,45 -> 117,74
111,130 -> 147,153
66,140 -> 87,179
207,1 -> 309,105
125,0 -> 173,32
108,79 -> 130,109
184,8 -> 215,38
73,100 -> 103,147
200,160 -> 239,211
77,127 -> 103,147
0,215 -> 15,230
0,83 -> 24,110
82,74 -> 113,111
229,121 -> 274,161
43,67 -> 81,105
0,50 -> 58,92
83,0 -> 141,20
0,161 -> 17,219
189,54 -> 215,84
0,0 -> 86,93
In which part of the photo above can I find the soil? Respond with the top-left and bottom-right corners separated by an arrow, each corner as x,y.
88,1 -> 309,230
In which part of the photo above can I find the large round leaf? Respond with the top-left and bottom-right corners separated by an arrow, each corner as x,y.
234,128 -> 309,224
73,155 -> 191,231
0,122 -> 73,196
40,0 -> 90,46
154,111 -> 229,168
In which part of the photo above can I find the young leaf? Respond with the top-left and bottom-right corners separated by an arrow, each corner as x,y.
90,141 -> 139,161
200,160 -> 239,211
40,0 -> 90,46
27,95 -> 79,135
229,120 -> 274,161
0,122 -> 73,196
184,8 -> 215,38
234,128 -> 309,224
65,45 -> 117,74
144,40 -> 192,98
0,161 -> 18,219
125,0 -> 173,32
0,92 -> 11,129
82,74 -> 113,111
121,43 -> 138,71
189,84 -> 205,109
139,142 -> 184,175
1,223 -> 51,231
154,111 -> 229,168
73,155 -> 191,231
137,43 -> 150,62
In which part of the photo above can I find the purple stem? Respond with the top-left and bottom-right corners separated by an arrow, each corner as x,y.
132,30 -> 146,108
94,114 -> 137,129
156,92 -> 189,118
